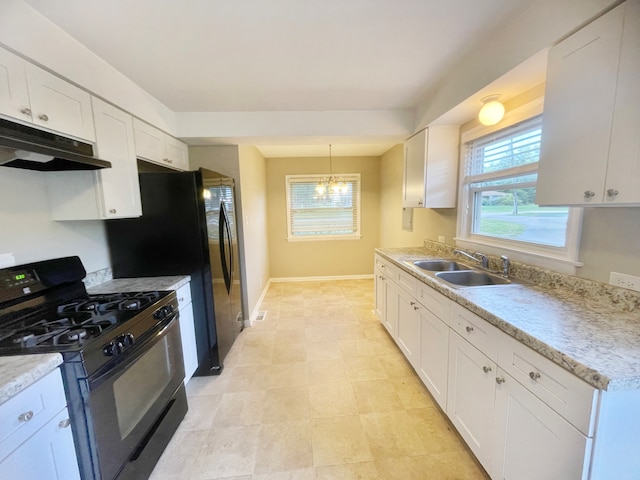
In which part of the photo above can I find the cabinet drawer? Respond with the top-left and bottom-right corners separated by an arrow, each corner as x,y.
498,335 -> 598,436
396,269 -> 416,295
176,283 -> 192,309
0,369 -> 66,462
416,283 -> 450,322
449,303 -> 500,363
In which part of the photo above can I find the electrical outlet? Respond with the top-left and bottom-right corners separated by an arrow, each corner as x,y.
609,272 -> 640,292
438,235 -> 446,243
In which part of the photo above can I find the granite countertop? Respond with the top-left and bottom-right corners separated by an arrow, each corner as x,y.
87,275 -> 190,294
0,354 -> 63,406
377,247 -> 640,392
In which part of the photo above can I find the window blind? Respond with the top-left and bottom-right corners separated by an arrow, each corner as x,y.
464,115 -> 543,184
286,174 -> 360,238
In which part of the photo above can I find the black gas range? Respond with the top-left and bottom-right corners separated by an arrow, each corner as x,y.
0,257 -> 187,480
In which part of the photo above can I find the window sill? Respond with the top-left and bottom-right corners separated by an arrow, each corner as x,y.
287,235 -> 363,242
454,236 -> 583,275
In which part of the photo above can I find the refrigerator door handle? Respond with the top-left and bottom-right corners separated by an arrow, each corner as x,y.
219,202 -> 232,294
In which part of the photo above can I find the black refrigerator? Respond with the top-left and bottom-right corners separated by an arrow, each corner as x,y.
105,168 -> 244,375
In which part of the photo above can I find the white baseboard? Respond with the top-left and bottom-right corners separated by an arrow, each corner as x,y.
246,279 -> 272,327
270,274 -> 374,283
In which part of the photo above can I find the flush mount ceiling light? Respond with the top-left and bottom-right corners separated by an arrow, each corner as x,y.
316,144 -> 347,195
478,95 -> 505,126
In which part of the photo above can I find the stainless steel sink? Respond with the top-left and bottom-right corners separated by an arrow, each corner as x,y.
413,260 -> 472,272
435,270 -> 512,287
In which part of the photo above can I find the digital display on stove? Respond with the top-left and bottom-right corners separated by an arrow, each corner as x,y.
1,269 -> 37,289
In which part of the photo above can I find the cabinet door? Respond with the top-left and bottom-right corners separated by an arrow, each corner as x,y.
605,0 -> 640,205
374,269 -> 386,321
165,135 -> 189,170
0,407 -> 80,480
423,126 -> 459,208
133,118 -> 165,164
382,279 -> 398,338
418,307 -> 449,410
447,331 -> 496,471
0,47 -> 31,122
492,370 -> 591,480
537,3 -> 625,205
25,63 -> 95,142
92,97 -> 142,218
396,288 -> 421,368
402,129 -> 427,208
179,301 -> 199,383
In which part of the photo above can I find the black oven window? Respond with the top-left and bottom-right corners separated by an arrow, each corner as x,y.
113,336 -> 173,439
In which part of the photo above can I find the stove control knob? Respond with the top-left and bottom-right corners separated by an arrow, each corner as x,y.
103,341 -> 117,356
119,333 -> 135,347
153,308 -> 164,320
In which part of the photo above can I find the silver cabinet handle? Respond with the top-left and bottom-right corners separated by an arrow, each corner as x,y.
58,418 -> 71,428
583,190 -> 596,198
20,107 -> 32,116
413,306 -> 419,311
18,411 -> 34,422
606,189 -> 619,197
38,113 -> 49,121
529,371 -> 541,381
495,377 -> 505,385
482,366 -> 492,373
410,301 -> 415,305
417,201 -> 423,205
109,208 -> 117,214
164,158 -> 173,163
465,326 -> 474,333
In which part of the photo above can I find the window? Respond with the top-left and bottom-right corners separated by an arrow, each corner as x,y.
286,174 -> 361,241
458,114 -> 582,270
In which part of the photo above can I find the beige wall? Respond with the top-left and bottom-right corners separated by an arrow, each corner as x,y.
0,167 -> 109,272
267,155 -> 380,278
378,144 -> 457,248
238,146 -> 271,318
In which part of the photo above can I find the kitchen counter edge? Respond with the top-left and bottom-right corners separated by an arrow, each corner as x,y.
87,275 -> 191,294
0,353 -> 63,406
376,247 -> 638,392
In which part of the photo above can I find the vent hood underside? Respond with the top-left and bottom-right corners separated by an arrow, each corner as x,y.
0,118 -> 111,171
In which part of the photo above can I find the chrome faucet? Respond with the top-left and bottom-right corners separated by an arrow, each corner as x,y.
501,255 -> 510,277
453,249 -> 488,269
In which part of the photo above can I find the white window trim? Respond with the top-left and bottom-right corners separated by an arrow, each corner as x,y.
456,98 -> 583,275
285,173 -> 362,242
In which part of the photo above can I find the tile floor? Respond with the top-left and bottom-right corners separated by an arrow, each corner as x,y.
150,279 -> 490,480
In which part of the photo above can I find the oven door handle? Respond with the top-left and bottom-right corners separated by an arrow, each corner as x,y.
88,312 -> 179,389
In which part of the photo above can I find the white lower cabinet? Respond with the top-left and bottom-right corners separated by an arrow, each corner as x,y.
0,369 -> 80,480
177,283 -> 198,383
417,306 -> 449,410
396,288 -> 421,368
492,369 -> 592,480
371,253 -> 620,479
447,331 -> 497,471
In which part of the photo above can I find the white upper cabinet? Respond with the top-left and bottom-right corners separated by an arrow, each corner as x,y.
0,47 -> 95,142
46,97 -> 142,220
537,1 -> 640,206
133,118 -> 189,170
0,48 -> 31,122
402,125 -> 459,209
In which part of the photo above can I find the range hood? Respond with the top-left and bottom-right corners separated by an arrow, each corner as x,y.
0,118 -> 111,171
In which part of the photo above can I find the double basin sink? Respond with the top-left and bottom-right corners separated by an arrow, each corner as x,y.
408,259 -> 512,288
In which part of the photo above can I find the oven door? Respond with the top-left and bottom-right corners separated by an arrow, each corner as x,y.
88,313 -> 185,480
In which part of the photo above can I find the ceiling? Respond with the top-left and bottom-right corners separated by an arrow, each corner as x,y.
23,0 -> 538,156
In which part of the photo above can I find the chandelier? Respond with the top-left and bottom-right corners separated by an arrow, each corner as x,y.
315,144 -> 348,195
